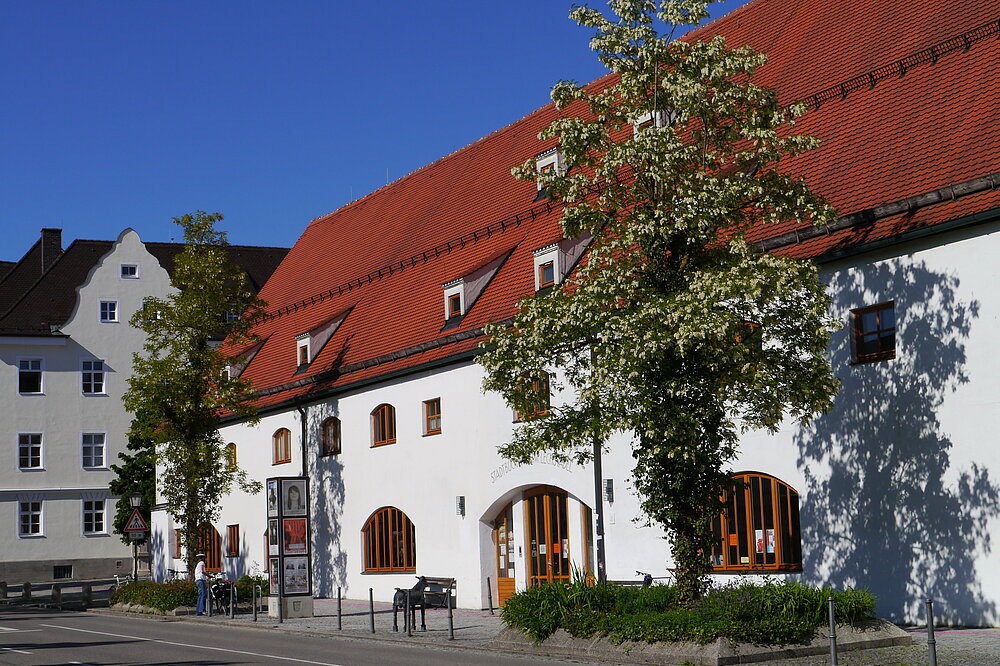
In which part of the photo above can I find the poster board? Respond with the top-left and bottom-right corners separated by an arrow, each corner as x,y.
266,476 -> 311,597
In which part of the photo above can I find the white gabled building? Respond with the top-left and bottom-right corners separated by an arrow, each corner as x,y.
0,228 -> 287,583
154,0 -> 1000,625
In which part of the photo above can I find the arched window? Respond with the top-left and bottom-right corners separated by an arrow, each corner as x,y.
710,472 -> 802,572
362,507 -> 415,572
371,404 -> 396,447
273,428 -> 292,464
321,417 -> 341,456
226,442 -> 237,468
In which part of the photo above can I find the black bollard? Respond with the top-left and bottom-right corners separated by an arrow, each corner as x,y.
82,584 -> 92,609
369,588 -> 375,633
51,584 -> 62,607
487,577 -> 494,615
337,587 -> 342,630
405,591 -> 412,637
22,581 -> 31,601
447,587 -> 455,640
926,598 -> 937,666
828,596 -> 838,666
0,581 -> 6,599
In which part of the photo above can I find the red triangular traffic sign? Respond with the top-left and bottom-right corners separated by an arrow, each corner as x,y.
124,508 -> 148,532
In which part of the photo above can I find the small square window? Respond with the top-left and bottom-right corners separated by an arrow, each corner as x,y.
18,358 -> 42,394
82,359 -> 106,394
99,301 -> 118,323
424,398 -> 442,435
538,262 -> 555,289
18,433 -> 42,469
120,264 -> 139,279
852,302 -> 895,363
82,433 -> 106,468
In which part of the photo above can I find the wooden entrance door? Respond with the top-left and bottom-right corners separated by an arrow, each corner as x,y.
524,487 -> 570,586
492,503 -> 516,606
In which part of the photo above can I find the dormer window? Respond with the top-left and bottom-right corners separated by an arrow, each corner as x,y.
296,334 -> 310,367
538,262 -> 555,289
534,147 -> 565,201
443,279 -> 464,322
633,108 -> 679,136
533,245 -> 560,291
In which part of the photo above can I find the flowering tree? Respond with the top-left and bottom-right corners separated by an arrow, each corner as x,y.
480,0 -> 840,603
123,212 -> 264,578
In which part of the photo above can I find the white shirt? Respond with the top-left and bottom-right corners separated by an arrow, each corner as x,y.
195,560 -> 207,581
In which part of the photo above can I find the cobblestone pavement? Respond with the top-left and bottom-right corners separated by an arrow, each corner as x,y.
776,627 -> 1000,665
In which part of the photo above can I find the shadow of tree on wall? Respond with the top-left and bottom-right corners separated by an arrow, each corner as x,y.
308,399 -> 347,598
795,258 -> 999,624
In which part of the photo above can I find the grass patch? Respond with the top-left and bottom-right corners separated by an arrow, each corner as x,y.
501,577 -> 876,645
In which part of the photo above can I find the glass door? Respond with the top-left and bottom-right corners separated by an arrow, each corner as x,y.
492,503 -> 516,605
524,487 -> 570,586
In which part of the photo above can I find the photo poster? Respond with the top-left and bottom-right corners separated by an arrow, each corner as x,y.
766,528 -> 775,554
267,480 -> 278,517
267,476 -> 311,597
269,558 -> 280,591
755,529 -> 764,554
283,556 -> 310,595
283,518 -> 308,555
268,519 -> 279,555
282,479 -> 307,517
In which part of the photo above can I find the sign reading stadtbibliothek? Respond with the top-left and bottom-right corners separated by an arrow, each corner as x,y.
266,476 -> 311,597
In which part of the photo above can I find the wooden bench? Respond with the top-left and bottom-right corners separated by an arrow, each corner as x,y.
420,576 -> 456,609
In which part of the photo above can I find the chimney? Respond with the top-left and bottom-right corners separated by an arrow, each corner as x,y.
40,228 -> 62,273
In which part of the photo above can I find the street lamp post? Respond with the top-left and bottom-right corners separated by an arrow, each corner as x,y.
129,493 -> 142,582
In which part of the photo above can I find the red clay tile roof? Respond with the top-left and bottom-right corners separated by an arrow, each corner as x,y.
230,0 -> 1000,414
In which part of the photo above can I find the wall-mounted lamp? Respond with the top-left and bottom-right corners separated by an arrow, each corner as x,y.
456,495 -> 466,517
603,479 -> 614,504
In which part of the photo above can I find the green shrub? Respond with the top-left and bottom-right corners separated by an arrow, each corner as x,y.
501,578 -> 877,646
111,580 -> 197,612
236,574 -> 269,601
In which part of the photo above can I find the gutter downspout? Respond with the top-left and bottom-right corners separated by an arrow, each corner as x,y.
294,400 -> 308,478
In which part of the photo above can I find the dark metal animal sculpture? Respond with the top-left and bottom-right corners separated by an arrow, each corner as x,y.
392,576 -> 427,632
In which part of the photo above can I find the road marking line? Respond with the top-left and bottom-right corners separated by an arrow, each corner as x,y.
41,625 -> 343,666
0,627 -> 42,633
0,646 -> 33,654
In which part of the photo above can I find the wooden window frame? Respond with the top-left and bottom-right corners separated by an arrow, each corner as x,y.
710,472 -> 802,573
537,261 -> 555,289
371,404 -> 396,447
174,529 -> 182,558
423,398 -> 442,435
226,442 -> 237,468
447,293 -> 462,318
515,373 -> 550,421
321,417 -> 341,456
226,524 -> 240,557
852,301 -> 895,363
272,428 -> 292,465
362,506 -> 416,572
196,525 -> 223,572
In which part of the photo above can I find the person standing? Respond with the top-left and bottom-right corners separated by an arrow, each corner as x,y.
195,553 -> 208,616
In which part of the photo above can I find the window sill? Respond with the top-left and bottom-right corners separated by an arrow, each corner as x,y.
17,392 -> 45,397
372,441 -> 396,448
850,353 -> 896,366
18,534 -> 45,539
422,431 -> 441,437
18,467 -> 45,472
361,569 -> 417,575
273,460 -> 291,465
83,533 -> 109,538
319,451 -> 341,457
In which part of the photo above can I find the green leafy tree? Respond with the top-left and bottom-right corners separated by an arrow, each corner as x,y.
123,211 -> 264,579
109,413 -> 155,546
480,0 -> 840,603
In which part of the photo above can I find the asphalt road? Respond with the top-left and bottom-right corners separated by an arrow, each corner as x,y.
0,606 -> 596,666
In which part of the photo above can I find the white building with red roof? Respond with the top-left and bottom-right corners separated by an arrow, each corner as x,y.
153,0 -> 1000,624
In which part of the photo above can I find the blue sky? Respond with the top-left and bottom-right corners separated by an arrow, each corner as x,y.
1,1 -> 748,257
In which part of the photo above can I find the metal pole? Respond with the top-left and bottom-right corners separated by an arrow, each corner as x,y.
926,598 -> 937,666
230,580 -> 236,618
592,429 -> 607,579
487,576 -> 494,615
133,541 -> 138,584
369,588 -> 375,633
207,578 -> 212,617
337,587 -> 342,630
253,585 -> 261,622
447,587 -> 455,640
277,568 -> 283,624
828,595 -> 838,666
405,591 -> 412,637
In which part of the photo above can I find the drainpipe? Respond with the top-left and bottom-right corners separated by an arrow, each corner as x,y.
294,400 -> 308,478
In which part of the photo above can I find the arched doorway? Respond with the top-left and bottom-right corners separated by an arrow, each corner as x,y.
524,486 -> 570,587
